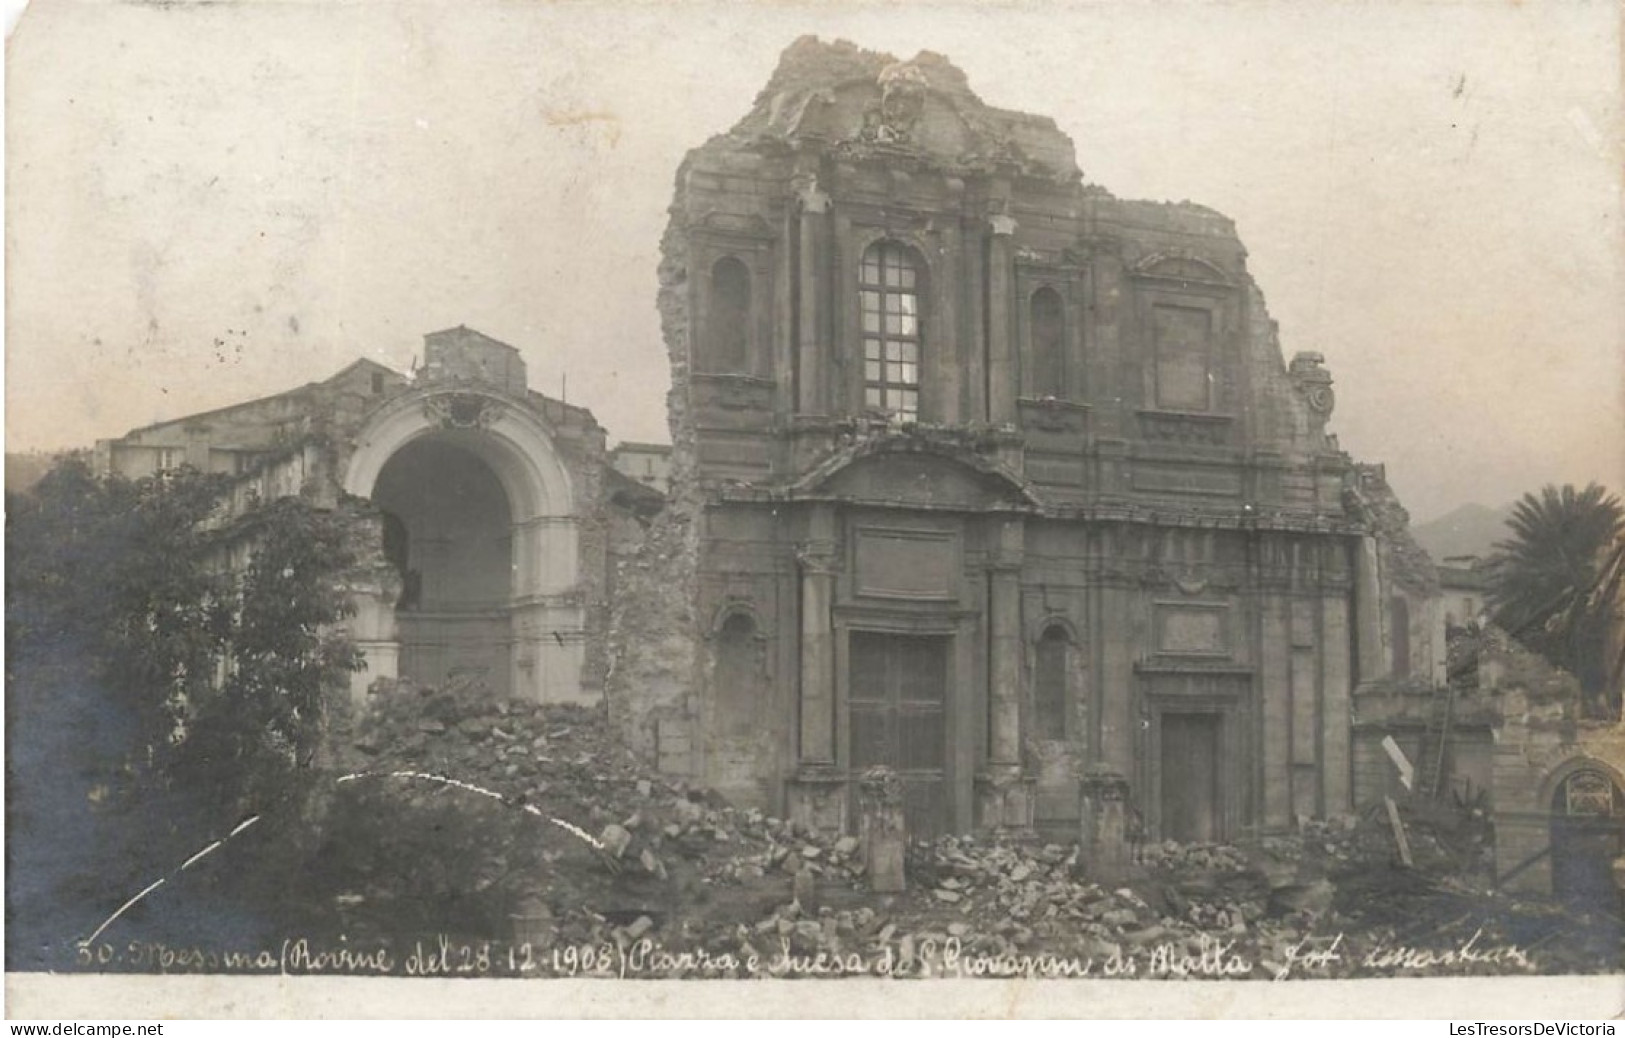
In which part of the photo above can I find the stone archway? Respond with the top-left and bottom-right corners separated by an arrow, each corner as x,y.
1547,762 -> 1625,911
342,387 -> 583,703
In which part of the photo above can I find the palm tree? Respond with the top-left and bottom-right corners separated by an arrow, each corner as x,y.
1592,529 -> 1625,701
1487,483 -> 1625,718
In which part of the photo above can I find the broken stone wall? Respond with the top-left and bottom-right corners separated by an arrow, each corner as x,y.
1346,463 -> 1445,687
604,207 -> 705,774
541,407 -> 612,700
1349,684 -> 1498,811
1482,628 -> 1625,894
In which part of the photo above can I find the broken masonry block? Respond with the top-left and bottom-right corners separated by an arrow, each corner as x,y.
792,864 -> 820,914
1079,764 -> 1132,884
859,765 -> 907,893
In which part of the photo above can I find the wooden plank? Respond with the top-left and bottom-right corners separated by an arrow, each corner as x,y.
1381,735 -> 1414,791
1385,796 -> 1413,868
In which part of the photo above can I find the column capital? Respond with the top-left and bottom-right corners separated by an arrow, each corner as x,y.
989,213 -> 1018,237
796,540 -> 840,575
798,184 -> 832,215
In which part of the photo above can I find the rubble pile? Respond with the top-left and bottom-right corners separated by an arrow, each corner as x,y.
1139,841 -> 1251,872
298,680 -> 1595,978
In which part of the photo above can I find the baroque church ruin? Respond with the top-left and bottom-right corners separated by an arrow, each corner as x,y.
608,37 -> 1449,843
96,38 -> 1622,899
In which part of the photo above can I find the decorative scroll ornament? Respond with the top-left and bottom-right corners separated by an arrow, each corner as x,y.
1172,570 -> 1210,596
424,393 -> 505,431
1289,351 -> 1336,418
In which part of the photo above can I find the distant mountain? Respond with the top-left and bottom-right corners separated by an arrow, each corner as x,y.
5,450 -> 74,496
1411,502 -> 1515,563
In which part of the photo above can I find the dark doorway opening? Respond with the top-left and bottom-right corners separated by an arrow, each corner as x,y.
1551,769 -> 1624,914
849,632 -> 949,838
1160,712 -> 1221,842
371,437 -> 514,695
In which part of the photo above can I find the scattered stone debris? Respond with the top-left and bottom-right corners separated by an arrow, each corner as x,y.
291,678 -> 1615,979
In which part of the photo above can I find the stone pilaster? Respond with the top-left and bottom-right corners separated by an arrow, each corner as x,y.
796,178 -> 831,415
987,518 -> 1024,764
796,505 -> 838,763
977,517 -> 1032,829
986,212 -> 1018,424
1321,593 -> 1353,814
1355,536 -> 1386,683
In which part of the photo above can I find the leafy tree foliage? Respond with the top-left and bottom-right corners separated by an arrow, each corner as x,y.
7,457 -> 364,819
176,496 -> 363,813
7,457 -> 232,757
8,458 -> 369,962
1487,482 -> 1625,717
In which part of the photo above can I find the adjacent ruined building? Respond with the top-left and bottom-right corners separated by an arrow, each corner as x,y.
609,38 -> 1460,841
97,326 -> 633,705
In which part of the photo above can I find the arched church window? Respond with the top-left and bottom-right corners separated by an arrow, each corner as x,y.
1035,624 -> 1070,739
859,242 -> 922,419
704,257 -> 751,373
1030,286 -> 1066,399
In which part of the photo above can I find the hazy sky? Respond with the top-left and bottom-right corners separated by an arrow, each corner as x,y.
6,0 -> 1620,522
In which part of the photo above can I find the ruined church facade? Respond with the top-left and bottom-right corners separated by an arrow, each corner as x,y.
613,39 -> 1441,841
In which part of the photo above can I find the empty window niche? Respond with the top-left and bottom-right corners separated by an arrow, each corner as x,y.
1152,303 -> 1212,411
703,256 -> 751,374
1034,624 -> 1071,740
1390,595 -> 1412,680
1029,286 -> 1066,399
859,241 -> 923,419
714,611 -> 762,735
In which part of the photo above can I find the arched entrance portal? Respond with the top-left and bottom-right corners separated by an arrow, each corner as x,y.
343,387 -> 583,704
373,437 -> 515,695
1550,766 -> 1625,912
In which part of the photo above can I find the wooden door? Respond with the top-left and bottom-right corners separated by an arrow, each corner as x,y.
1160,712 -> 1220,843
849,632 -> 949,837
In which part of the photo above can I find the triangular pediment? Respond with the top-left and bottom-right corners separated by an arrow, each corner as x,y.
795,443 -> 1037,512
1132,251 -> 1233,286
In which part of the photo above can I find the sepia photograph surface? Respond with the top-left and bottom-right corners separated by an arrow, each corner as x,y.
5,0 -> 1623,1019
